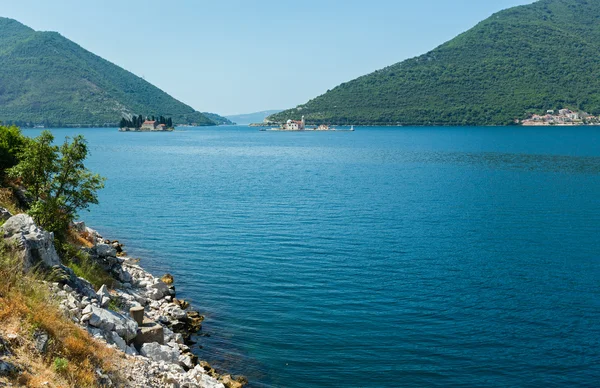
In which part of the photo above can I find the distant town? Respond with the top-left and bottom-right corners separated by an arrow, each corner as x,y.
520,109 -> 600,126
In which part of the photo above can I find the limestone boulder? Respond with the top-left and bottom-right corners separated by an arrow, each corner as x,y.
97,284 -> 111,300
87,306 -> 138,342
139,342 -> 179,363
187,366 -> 226,388
2,214 -> 61,270
95,243 -> 117,258
178,354 -> 194,371
147,281 -> 171,300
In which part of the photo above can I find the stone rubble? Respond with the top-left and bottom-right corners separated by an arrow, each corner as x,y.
1,213 -> 246,388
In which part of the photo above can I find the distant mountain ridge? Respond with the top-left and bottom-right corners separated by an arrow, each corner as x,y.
226,110 -> 283,125
0,17 -> 214,127
270,0 -> 600,126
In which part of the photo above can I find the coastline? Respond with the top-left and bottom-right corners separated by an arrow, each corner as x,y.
0,209 -> 246,388
71,220 -> 247,388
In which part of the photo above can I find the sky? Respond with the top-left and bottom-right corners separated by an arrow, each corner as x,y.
0,0 -> 535,116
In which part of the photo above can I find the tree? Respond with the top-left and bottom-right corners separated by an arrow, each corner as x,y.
9,131 -> 105,239
0,124 -> 28,174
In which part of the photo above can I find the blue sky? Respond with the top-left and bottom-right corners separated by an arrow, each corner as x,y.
0,0 -> 534,115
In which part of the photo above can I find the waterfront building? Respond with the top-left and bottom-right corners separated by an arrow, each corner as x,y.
141,120 -> 158,130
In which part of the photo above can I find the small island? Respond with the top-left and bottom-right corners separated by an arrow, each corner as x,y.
119,115 -> 174,132
257,116 -> 354,131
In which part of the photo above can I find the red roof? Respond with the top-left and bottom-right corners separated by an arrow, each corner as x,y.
143,120 -> 156,124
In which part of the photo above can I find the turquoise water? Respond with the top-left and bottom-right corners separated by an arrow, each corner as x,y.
28,126 -> 600,387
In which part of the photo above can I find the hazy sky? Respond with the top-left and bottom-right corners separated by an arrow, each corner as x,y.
0,0 -> 534,115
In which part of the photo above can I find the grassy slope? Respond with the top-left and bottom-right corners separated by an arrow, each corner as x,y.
0,189 -> 121,387
0,18 -> 214,126
270,0 -> 600,126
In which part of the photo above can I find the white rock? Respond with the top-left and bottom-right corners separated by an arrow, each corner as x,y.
97,284 -> 110,299
87,306 -> 138,341
82,304 -> 93,315
66,293 -> 79,310
95,243 -> 117,257
147,281 -> 170,300
2,214 -> 61,270
188,367 -> 225,388
140,342 -> 179,364
109,331 -> 127,353
178,354 -> 194,370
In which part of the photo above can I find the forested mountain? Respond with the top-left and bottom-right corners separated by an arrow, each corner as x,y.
0,17 -> 214,127
269,0 -> 600,126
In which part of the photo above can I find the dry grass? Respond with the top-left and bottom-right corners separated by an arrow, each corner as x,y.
0,188 -> 127,387
67,228 -> 94,249
0,248 -> 121,387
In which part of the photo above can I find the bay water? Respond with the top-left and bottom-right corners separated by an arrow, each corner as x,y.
27,126 -> 600,387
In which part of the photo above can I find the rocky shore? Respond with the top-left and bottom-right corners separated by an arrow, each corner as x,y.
0,211 -> 246,388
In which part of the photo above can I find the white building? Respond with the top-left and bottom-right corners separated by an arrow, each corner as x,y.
282,116 -> 305,130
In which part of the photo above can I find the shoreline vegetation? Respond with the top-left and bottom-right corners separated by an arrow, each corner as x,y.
0,124 -> 246,387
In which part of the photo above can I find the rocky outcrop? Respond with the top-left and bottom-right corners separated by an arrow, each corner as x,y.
87,305 -> 138,342
2,214 -> 61,270
140,342 -> 179,363
1,216 -> 246,387
33,329 -> 49,354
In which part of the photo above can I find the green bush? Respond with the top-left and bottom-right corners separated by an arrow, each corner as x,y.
60,243 -> 114,289
53,357 -> 68,374
0,124 -> 28,174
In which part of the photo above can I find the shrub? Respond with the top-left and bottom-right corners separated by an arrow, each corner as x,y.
0,124 -> 28,174
53,357 -> 68,374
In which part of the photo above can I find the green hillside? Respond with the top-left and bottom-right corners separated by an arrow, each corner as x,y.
270,0 -> 600,126
0,17 -> 214,127
202,112 -> 235,125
